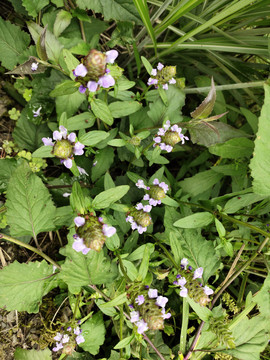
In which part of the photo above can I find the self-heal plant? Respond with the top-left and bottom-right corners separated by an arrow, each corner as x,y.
147,62 -> 177,90
53,324 -> 85,355
126,204 -> 152,234
42,125 -> 84,169
136,178 -> 169,206
153,120 -> 189,152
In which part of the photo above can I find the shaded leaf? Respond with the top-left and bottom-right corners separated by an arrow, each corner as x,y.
36,25 -> 48,61
209,137 -> 254,159
174,212 -> 214,228
191,77 -> 216,119
91,98 -> 113,126
108,101 -> 142,118
79,131 -> 109,146
92,185 -> 130,209
224,193 -> 266,214
22,0 -> 49,17
80,312 -> 106,355
53,10 -> 72,37
50,80 -> 78,97
14,348 -> 52,360
6,57 -> 47,75
91,147 -> 115,182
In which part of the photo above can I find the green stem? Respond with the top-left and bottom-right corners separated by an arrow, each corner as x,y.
120,305 -> 124,359
72,292 -> 81,321
182,80 -> 266,94
0,233 -> 61,269
116,252 -> 131,282
180,297 -> 189,355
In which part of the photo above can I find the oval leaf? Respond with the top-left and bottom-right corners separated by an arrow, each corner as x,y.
174,212 -> 214,228
92,185 -> 130,209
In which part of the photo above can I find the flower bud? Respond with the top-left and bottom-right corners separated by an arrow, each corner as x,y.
83,49 -> 107,81
148,186 -> 166,201
162,131 -> 181,147
76,216 -> 106,252
53,140 -> 73,159
62,344 -> 75,355
129,136 -> 141,146
156,66 -> 176,84
132,209 -> 152,228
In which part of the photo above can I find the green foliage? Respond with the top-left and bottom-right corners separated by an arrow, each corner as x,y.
0,260 -> 58,313
14,348 -> 52,360
22,0 -> 49,17
6,162 -> 56,238
92,186 -> 130,209
174,212 -> 214,228
80,312 -> 106,355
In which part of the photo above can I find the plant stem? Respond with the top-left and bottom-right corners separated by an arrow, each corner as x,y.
182,81 -> 265,94
180,297 -> 189,355
116,252 -> 131,282
0,233 -> 61,269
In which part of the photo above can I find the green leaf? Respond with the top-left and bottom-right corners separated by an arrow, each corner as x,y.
13,110 -> 51,152
191,77 -> 216,119
22,0 -> 49,17
0,158 -> 17,192
50,80 -> 78,97
137,243 -> 152,281
174,212 -> 214,228
56,91 -> 85,118
141,56 -> 152,75
107,139 -> 126,147
99,293 -> 127,309
66,112 -> 95,131
224,193 -> 266,214
76,0 -> 141,24
14,348 -> 52,360
108,101 -> 142,117
209,137 -> 254,159
6,162 -> 56,238
36,26 -> 48,61
240,107 -> 258,134
92,147 -> 115,182
53,9 -> 72,37
250,84 -> 270,195
179,169 -> 223,197
114,335 -> 135,349
80,312 -> 106,355
60,244 -> 118,293
91,98 -> 114,125
0,17 -> 30,70
32,145 -> 54,158
186,296 -> 212,321
92,185 -> 130,209
0,261 -> 58,313
70,181 -> 88,214
79,131 -> 110,146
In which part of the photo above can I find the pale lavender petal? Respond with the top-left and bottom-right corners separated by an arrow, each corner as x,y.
131,222 -> 138,230
177,277 -> 186,287
147,78 -> 158,86
79,85 -> 87,93
135,295 -> 145,305
165,145 -> 173,152
102,224 -> 116,237
68,132 -> 76,142
53,342 -> 63,352
77,166 -> 89,176
149,198 -> 158,206
53,130 -> 62,141
76,334 -> 85,344
74,216 -> 85,227
137,225 -> 146,234
154,136 -> 161,144
63,192 -> 71,197
63,158 -> 72,169
136,203 -> 144,210
171,125 -> 179,132
82,247 -> 91,255
151,69 -> 157,76
106,50 -> 118,63
54,332 -> 62,341
59,125 -> 68,138
33,106 -> 42,117
204,286 -> 214,296
169,78 -> 176,84
136,319 -> 148,334
31,62 -> 38,71
136,179 -> 146,189
62,334 -> 70,343
157,63 -> 164,71
159,143 -> 166,150
72,237 -> 85,252
98,74 -> 115,88
143,205 -> 152,213
74,64 -> 88,77
73,141 -> 85,155
42,137 -> 54,146
157,128 -> 166,136
148,289 -> 158,298
164,120 -> 171,130
193,267 -> 203,279
126,216 -> 133,223
159,182 -> 169,192
156,296 -> 168,308
87,81 -> 98,92
180,287 -> 188,297
130,311 -> 140,323
143,194 -> 150,201
153,178 -> 159,185
181,258 -> 189,269
161,308 -> 171,319
163,83 -> 168,90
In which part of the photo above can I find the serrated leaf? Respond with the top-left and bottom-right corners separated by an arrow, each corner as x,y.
0,17 -> 30,70
109,101 -> 142,118
76,0 -> 141,24
191,77 -> 216,119
92,185 -> 130,209
0,158 -> 17,192
250,84 -> 270,195
174,212 -> 214,228
79,131 -> 109,146
14,348 -> 52,360
53,9 -> 72,37
80,312 -> 106,355
22,0 -> 49,17
60,244 -> 118,293
5,56 -> 47,75
91,98 -> 114,125
0,261 -> 58,313
6,162 -> 56,238
209,137 -> 254,159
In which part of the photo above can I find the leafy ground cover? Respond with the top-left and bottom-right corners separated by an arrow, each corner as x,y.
0,1 -> 270,360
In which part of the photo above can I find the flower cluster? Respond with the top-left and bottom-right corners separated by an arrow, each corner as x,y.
129,287 -> 171,334
173,258 -> 214,306
42,125 -> 84,169
153,120 -> 189,153
147,62 -> 176,90
53,324 -> 85,354
126,204 -> 152,234
73,214 -> 116,253
73,49 -> 118,93
136,178 -> 169,206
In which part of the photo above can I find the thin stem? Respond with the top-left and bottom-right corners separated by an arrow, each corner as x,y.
73,292 -> 81,321
116,252 -> 131,282
182,81 -> 265,94
180,297 -> 189,355
0,233 -> 61,269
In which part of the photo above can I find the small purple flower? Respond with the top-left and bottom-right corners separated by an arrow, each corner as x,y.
128,304 -> 134,309
74,64 -> 88,77
62,334 -> 70,343
67,326 -> 72,332
53,342 -> 63,352
87,81 -> 98,92
157,62 -> 164,71
176,277 -> 186,287
130,311 -> 140,323
148,288 -> 158,298
135,295 -> 145,305
31,62 -> 38,71
102,224 -> 116,237
79,85 -> 87,93
98,74 -> 115,88
181,258 -> 189,269
151,69 -> 157,76
143,204 -> 152,213
147,78 -> 158,86
106,50 -> 118,64
73,141 -> 85,156
180,287 -> 188,297
42,137 -> 54,146
77,166 -> 89,176
54,332 -> 62,342
67,132 -> 76,142
137,225 -> 147,234
33,106 -> 42,117
72,235 -> 91,255
161,308 -> 171,319
193,267 -> 203,280
136,319 -> 148,334
159,182 -> 169,192
62,158 -> 73,169
93,160 -> 97,166
136,179 -> 147,189
163,84 -> 168,90
136,203 -> 143,210
169,78 -> 176,84
74,216 -> 85,227
155,296 -> 168,308
76,334 -> 85,344
74,326 -> 81,335
153,136 -> 161,144
203,286 -> 214,296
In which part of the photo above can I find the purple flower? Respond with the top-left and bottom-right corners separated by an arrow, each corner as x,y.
148,288 -> 158,298
193,267 -> 203,280
73,141 -> 85,156
62,158 -> 73,169
33,106 -> 42,117
74,64 -> 88,77
151,69 -> 157,76
155,296 -> 168,308
136,179 -> 147,189
136,203 -> 143,210
130,311 -> 140,323
42,137 -> 54,146
54,332 -> 62,342
67,132 -> 76,142
203,286 -> 214,296
143,205 -> 152,213
98,74 -> 115,88
153,136 -> 161,143
72,235 -> 91,255
169,78 -> 176,84
135,295 -> 145,305
31,62 -> 38,71
176,277 -> 186,287
74,326 -> 81,335
74,216 -> 85,227
87,81 -> 98,92
181,258 -> 189,269
67,326 -> 72,332
106,50 -> 118,64
147,78 -> 158,86
161,308 -> 171,319
163,84 -> 168,90
157,62 -> 164,71
102,224 -> 116,237
79,85 -> 87,93
77,166 -> 89,176
137,225 -> 147,234
159,182 -> 169,192
93,160 -> 97,166
180,287 -> 188,297
62,334 -> 70,343
53,342 -> 63,352
53,125 -> 68,141
76,334 -> 85,344
136,319 -> 148,334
